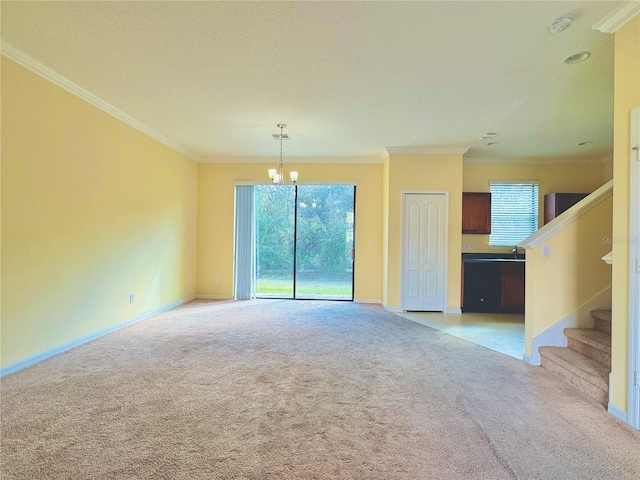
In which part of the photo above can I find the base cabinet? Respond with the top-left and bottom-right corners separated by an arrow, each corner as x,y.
462,261 -> 525,313
462,262 -> 502,312
501,263 -> 525,312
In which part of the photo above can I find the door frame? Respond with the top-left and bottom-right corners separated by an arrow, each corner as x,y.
238,181 -> 357,301
400,190 -> 450,312
628,106 -> 640,429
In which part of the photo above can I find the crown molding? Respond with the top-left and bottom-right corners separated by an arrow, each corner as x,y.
594,1 -> 640,34
463,155 -> 610,165
385,146 -> 469,155
1,42 -> 201,163
199,156 -> 383,165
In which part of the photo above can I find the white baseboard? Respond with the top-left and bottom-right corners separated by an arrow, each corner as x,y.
0,296 -> 195,377
354,298 -> 382,304
445,308 -> 462,314
529,286 -> 611,366
383,306 -> 403,313
608,403 -> 628,424
196,294 -> 234,300
522,354 -> 534,365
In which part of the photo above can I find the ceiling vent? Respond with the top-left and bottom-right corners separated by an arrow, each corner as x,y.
478,132 -> 497,140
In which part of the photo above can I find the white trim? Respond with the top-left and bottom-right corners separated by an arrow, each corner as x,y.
522,354 -> 533,365
527,287 -> 611,365
519,180 -> 613,249
386,147 -> 469,155
1,42 -> 201,163
608,402 -> 629,424
594,2 -> 640,34
463,156 -> 609,165
383,306 -> 403,313
0,296 -> 195,377
196,294 -> 234,300
445,308 -> 462,314
628,106 -> 640,430
400,190 -> 450,313
354,298 -> 382,304
201,156 -> 382,164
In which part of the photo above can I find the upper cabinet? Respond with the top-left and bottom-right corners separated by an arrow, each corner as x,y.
544,193 -> 589,224
462,192 -> 491,234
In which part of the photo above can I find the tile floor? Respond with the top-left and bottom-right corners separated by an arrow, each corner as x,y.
395,311 -> 525,359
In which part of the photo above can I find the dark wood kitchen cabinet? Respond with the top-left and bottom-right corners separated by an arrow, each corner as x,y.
501,262 -> 525,312
462,192 -> 491,234
544,193 -> 589,224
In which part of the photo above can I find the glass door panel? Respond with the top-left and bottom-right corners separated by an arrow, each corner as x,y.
255,185 -> 295,298
295,185 -> 355,300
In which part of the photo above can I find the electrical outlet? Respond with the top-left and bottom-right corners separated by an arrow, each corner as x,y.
213,277 -> 219,285
542,245 -> 551,258
129,293 -> 135,304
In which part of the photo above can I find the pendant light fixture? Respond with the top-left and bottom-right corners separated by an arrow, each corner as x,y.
268,123 -> 298,185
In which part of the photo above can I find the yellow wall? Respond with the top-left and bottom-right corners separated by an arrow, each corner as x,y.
1,58 -> 198,368
382,155 -> 390,306
384,154 -> 463,310
610,15 -> 640,412
462,161 -> 609,254
196,163 -> 383,302
524,195 -> 613,357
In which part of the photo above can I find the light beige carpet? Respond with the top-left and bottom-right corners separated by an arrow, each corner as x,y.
2,299 -> 639,479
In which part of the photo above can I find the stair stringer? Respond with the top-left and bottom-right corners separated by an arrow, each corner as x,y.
523,286 -> 611,365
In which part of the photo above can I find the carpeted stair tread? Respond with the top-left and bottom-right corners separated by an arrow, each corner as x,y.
590,309 -> 612,323
591,309 -> 612,334
564,328 -> 611,353
539,346 -> 609,392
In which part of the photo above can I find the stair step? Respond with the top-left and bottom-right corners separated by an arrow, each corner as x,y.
564,328 -> 611,367
539,346 -> 609,406
591,309 -> 612,334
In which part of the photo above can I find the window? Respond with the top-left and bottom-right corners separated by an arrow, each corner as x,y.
489,182 -> 539,247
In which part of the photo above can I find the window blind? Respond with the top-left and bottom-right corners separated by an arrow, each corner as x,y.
234,185 -> 255,300
489,183 -> 539,247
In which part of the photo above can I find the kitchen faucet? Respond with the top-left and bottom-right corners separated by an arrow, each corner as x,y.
512,245 -> 519,258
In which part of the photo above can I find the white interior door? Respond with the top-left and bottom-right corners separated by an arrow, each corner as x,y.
402,193 -> 446,311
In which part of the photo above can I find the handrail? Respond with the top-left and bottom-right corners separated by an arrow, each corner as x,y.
519,180 -> 613,249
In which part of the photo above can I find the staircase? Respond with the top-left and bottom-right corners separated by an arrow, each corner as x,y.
539,310 -> 611,406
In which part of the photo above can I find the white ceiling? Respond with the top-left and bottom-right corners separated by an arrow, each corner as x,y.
0,1 -> 624,163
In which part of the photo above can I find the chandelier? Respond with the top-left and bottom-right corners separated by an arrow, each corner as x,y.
268,123 -> 298,185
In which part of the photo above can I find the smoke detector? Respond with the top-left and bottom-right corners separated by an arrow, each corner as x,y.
549,15 -> 573,33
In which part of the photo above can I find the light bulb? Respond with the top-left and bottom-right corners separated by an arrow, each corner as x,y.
290,171 -> 298,183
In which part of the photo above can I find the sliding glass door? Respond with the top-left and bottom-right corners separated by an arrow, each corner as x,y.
294,185 -> 354,300
254,184 -> 355,300
255,185 -> 295,298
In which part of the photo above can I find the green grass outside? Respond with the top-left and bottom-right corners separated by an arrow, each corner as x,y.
256,276 -> 352,296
